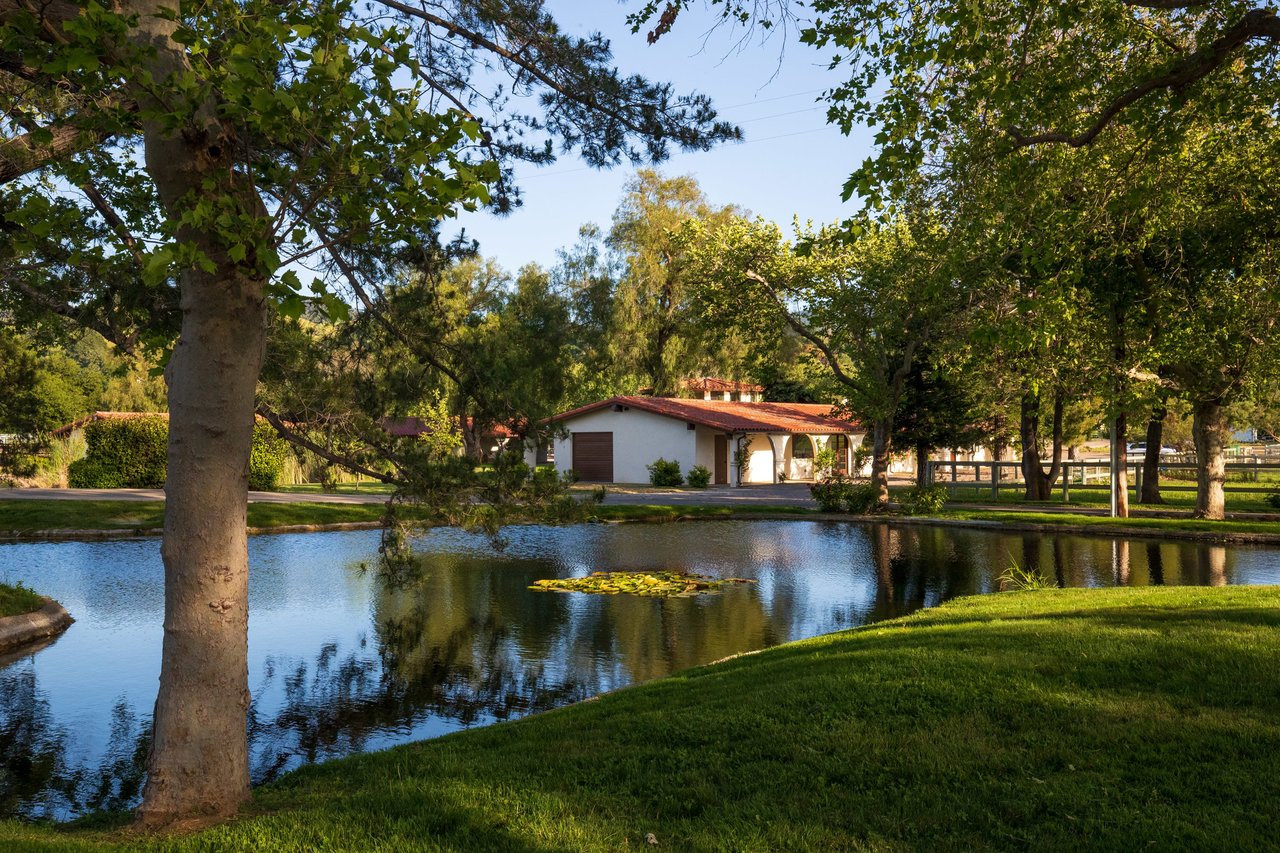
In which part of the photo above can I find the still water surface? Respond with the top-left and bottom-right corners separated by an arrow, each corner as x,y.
1,520 -> 1278,818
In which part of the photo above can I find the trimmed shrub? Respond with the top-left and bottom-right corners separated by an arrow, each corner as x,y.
68,416 -> 290,489
646,457 -> 684,487
70,416 -> 167,488
899,484 -> 948,516
686,465 -> 712,488
249,422 -> 289,490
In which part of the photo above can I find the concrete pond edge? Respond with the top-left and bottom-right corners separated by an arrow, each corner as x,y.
0,597 -> 74,652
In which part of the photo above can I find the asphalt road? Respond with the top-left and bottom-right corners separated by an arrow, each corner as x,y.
0,484 -> 825,508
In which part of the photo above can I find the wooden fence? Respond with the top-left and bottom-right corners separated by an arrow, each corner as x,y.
924,458 -> 1280,502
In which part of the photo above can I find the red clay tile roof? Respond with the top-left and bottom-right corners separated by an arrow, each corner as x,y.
679,377 -> 765,394
382,417 -> 516,439
51,411 -> 166,437
549,396 -> 860,434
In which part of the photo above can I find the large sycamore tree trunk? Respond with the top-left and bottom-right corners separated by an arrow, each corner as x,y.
126,0 -> 268,826
1192,397 -> 1229,520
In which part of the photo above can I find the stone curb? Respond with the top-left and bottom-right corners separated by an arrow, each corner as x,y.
0,597 -> 74,652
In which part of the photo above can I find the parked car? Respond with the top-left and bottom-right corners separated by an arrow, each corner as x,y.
1125,442 -> 1178,458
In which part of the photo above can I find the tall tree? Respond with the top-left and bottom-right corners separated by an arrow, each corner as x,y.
1,0 -> 737,823
687,213 -> 966,503
607,169 -> 739,394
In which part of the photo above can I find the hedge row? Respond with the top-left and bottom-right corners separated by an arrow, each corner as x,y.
69,417 -> 288,490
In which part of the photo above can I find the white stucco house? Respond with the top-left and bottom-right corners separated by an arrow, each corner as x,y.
533,395 -> 864,485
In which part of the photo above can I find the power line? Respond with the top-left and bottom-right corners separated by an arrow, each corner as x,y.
720,88 -> 825,110
519,122 -> 834,180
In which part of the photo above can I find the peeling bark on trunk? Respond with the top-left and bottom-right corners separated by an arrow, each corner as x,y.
1193,398 -> 1228,520
1140,405 -> 1166,504
870,417 -> 892,504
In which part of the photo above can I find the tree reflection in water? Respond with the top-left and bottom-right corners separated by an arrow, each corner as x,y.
0,665 -> 148,818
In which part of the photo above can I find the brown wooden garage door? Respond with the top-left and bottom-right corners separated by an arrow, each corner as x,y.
571,432 -> 613,482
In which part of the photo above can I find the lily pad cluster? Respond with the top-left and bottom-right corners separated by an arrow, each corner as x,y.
530,571 -> 754,598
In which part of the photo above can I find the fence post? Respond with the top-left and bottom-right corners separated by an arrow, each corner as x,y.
992,461 -> 999,500
1134,463 -> 1143,500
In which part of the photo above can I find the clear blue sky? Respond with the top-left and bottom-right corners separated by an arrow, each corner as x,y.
447,1 -> 873,273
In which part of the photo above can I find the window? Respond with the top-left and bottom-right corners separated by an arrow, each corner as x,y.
792,435 -> 813,459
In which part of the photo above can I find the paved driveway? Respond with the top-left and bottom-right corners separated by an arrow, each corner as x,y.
595,483 -> 819,508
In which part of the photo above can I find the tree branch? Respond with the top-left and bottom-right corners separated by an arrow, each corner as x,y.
0,120 -> 106,184
744,268 -> 863,392
1010,8 -> 1280,148
255,403 -> 403,485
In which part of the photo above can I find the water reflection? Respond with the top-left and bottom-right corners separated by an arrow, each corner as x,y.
1,522 -> 1277,819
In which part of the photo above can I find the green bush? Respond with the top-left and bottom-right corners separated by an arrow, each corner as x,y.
70,416 -> 167,488
646,457 -> 684,487
249,422 -> 289,490
810,474 -> 856,512
844,482 -> 885,514
68,415 -> 289,489
898,484 -> 948,516
1266,488 -> 1280,510
67,457 -> 126,489
686,465 -> 712,488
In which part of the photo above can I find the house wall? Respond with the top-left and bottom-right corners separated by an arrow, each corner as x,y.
694,427 -> 718,472
552,407 -> 699,483
742,434 -> 776,484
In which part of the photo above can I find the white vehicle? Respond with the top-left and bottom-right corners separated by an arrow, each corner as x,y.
1125,442 -> 1178,458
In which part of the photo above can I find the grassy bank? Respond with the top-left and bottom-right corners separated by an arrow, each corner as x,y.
930,483 -> 1279,514
3,586 -> 1277,850
933,507 -> 1280,538
0,582 -> 44,617
0,500 -> 391,535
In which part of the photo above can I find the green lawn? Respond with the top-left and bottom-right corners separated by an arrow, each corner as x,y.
273,482 -> 397,496
3,586 -> 1277,850
0,500 -> 391,534
0,582 -> 44,617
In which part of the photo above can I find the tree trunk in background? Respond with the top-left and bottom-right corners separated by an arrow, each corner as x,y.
915,442 -> 929,487
1019,389 -> 1063,500
1020,390 -> 1046,500
127,0 -> 267,825
991,414 -> 1008,463
1193,398 -> 1228,519
870,417 -> 893,504
1112,413 -> 1129,518
1140,405 -> 1166,504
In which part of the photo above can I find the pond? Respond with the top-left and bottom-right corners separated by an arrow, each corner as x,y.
1,520 -> 1278,819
